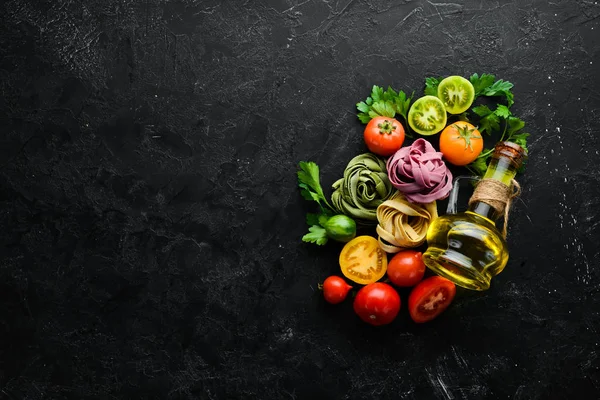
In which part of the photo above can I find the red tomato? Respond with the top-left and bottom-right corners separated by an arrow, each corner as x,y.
387,250 -> 426,287
363,116 -> 405,157
353,282 -> 401,326
408,276 -> 456,323
322,276 -> 352,304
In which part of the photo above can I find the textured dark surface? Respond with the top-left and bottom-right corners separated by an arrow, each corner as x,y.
1,0 -> 599,399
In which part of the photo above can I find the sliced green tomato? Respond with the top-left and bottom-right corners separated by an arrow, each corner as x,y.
408,95 -> 447,136
437,76 -> 475,114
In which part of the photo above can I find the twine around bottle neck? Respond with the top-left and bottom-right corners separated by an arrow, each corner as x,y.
468,178 -> 521,238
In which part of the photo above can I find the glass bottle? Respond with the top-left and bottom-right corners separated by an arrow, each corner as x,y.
422,142 -> 527,291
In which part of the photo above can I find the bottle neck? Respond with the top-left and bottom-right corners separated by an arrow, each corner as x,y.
467,156 -> 519,222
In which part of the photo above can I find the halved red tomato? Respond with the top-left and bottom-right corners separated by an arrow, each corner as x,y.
339,236 -> 387,285
408,276 -> 456,323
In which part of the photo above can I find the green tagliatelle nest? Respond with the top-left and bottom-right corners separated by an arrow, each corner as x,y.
331,153 -> 394,224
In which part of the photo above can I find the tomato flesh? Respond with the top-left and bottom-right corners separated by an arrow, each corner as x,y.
353,282 -> 401,326
408,276 -> 456,323
437,76 -> 475,115
339,235 -> 387,285
408,96 -> 447,136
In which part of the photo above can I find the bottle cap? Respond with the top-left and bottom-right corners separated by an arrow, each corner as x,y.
493,141 -> 527,170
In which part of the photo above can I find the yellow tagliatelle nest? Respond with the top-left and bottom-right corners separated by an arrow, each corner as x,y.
376,191 -> 438,253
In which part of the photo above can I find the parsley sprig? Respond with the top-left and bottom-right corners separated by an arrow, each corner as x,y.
468,104 -> 529,175
356,85 -> 414,135
297,161 -> 335,245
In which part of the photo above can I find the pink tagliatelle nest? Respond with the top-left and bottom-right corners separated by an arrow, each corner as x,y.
386,138 -> 453,203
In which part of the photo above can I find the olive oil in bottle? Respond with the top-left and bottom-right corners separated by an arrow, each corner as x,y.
423,142 -> 527,291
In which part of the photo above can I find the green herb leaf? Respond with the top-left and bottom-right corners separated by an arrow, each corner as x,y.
394,90 -> 413,122
495,104 -> 511,118
297,161 -> 332,211
478,113 -> 500,135
306,213 -> 321,226
469,73 -> 496,97
469,150 -> 492,176
298,162 -> 324,198
299,183 -> 321,203
383,86 -> 398,102
482,79 -> 515,107
302,225 -> 328,245
510,132 -> 530,153
356,101 -> 370,113
356,85 -> 413,125
506,116 -> 525,135
357,112 -> 372,124
371,85 -> 384,102
472,105 -> 493,117
424,77 -> 442,96
370,100 -> 395,118
457,111 -> 471,122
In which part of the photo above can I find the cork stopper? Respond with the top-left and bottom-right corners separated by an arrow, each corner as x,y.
491,141 -> 527,170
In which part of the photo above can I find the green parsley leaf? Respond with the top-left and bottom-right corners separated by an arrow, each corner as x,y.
370,100 -> 395,118
371,85 -> 384,102
469,155 -> 490,176
306,213 -> 321,226
424,77 -> 442,96
482,79 -> 515,107
510,132 -> 530,153
356,85 -> 413,125
478,113 -> 500,135
469,73 -> 496,96
356,101 -> 371,113
383,86 -> 398,102
302,225 -> 328,245
297,161 -> 333,211
357,112 -> 372,124
394,90 -> 413,122
299,183 -> 321,203
495,104 -> 511,118
468,147 -> 494,176
472,104 -> 493,117
457,112 -> 471,122
506,116 -> 525,135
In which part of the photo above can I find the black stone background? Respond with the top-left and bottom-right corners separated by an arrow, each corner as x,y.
1,0 -> 599,399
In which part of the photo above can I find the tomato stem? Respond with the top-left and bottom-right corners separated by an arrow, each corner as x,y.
453,123 -> 482,151
377,119 -> 397,135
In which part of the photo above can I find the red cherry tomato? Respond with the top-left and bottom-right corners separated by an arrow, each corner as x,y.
363,116 -> 405,157
353,282 -> 401,326
408,276 -> 456,323
387,250 -> 426,287
322,276 -> 352,304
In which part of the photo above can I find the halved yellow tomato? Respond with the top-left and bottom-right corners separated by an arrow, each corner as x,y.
339,236 -> 387,285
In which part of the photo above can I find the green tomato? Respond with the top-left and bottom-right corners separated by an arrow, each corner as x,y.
408,95 -> 447,136
323,215 -> 357,243
437,76 -> 475,114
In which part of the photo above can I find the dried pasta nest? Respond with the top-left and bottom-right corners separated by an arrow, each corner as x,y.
376,191 -> 438,253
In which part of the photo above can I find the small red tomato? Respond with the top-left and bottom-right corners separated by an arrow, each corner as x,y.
387,250 -> 426,287
363,116 -> 405,157
353,282 -> 401,326
322,276 -> 352,304
408,276 -> 456,323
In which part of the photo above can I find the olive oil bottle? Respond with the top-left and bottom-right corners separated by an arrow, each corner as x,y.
423,142 -> 527,291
